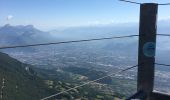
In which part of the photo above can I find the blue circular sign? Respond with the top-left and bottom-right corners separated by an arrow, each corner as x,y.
143,42 -> 156,57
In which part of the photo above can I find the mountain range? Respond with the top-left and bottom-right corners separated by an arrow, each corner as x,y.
0,24 -> 58,52
0,22 -> 169,97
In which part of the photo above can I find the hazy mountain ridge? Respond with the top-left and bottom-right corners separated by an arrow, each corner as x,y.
49,23 -> 138,39
0,24 -> 56,46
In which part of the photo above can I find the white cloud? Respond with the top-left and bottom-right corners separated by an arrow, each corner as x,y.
6,15 -> 13,21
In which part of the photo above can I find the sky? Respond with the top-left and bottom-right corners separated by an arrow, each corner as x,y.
1,0 -> 170,30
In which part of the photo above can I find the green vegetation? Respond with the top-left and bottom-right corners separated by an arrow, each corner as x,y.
63,67 -> 112,84
0,52 -> 124,100
0,52 -> 52,100
44,80 -> 121,100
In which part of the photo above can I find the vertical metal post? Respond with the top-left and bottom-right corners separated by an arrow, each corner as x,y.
138,3 -> 158,99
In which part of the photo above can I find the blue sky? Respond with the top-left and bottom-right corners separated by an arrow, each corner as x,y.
1,0 -> 170,30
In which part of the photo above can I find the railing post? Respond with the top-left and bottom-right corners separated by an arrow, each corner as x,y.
138,3 -> 158,100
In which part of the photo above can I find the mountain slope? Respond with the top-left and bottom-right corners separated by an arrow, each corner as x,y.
0,52 -> 124,100
0,24 -> 57,52
0,52 -> 51,100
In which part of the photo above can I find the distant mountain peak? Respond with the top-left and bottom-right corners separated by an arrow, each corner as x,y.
25,25 -> 34,29
2,24 -> 35,29
3,24 -> 12,28
0,24 -> 53,47
4,24 -> 11,27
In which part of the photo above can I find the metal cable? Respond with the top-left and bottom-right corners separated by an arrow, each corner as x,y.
40,64 -> 138,100
155,63 -> 170,67
158,3 -> 170,5
0,35 -> 139,50
119,0 -> 141,5
157,34 -> 170,37
119,0 -> 170,6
